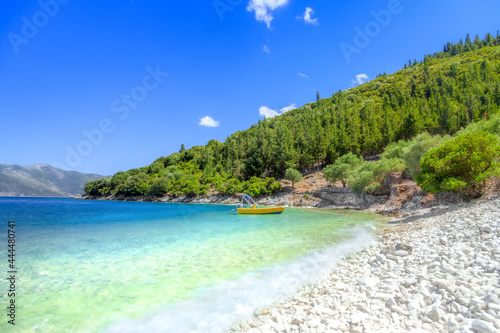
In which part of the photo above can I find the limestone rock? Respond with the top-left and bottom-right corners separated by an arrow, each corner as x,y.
480,225 -> 494,233
471,319 -> 497,333
395,250 -> 410,257
396,243 -> 413,254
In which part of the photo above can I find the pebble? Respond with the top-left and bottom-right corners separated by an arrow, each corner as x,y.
231,198 -> 500,333
395,250 -> 410,257
444,320 -> 459,332
396,243 -> 413,253
480,225 -> 494,233
488,302 -> 500,312
471,319 -> 497,333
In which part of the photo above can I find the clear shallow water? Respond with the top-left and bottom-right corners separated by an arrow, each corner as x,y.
0,197 -> 386,332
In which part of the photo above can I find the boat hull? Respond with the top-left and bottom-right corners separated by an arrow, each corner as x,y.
237,207 -> 285,214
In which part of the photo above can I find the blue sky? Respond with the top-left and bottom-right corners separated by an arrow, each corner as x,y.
1,0 -> 499,176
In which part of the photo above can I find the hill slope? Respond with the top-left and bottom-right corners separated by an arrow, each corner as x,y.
0,164 -> 103,197
84,32 -> 500,199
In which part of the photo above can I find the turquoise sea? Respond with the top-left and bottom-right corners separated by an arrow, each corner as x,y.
0,197 -> 386,332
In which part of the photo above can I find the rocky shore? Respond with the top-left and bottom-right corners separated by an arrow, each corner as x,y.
230,196 -> 500,333
81,172 -> 470,217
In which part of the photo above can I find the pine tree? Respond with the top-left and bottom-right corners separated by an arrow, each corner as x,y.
456,39 -> 464,54
446,42 -> 452,53
485,33 -> 493,46
473,35 -> 482,49
86,32 -> 500,199
494,83 -> 500,106
465,33 -> 473,52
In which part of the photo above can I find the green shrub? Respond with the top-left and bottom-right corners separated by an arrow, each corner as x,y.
455,112 -> 500,138
417,132 -> 500,198
84,180 -> 99,195
123,173 -> 149,195
348,170 -> 376,193
381,132 -> 451,178
147,177 -> 170,196
110,172 -> 127,188
218,178 -> 239,195
238,176 -> 280,197
148,161 -> 164,175
165,165 -> 179,174
346,158 -> 406,193
285,168 -> 302,189
323,153 -> 364,186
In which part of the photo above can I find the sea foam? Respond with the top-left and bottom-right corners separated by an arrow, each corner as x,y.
106,227 -> 375,333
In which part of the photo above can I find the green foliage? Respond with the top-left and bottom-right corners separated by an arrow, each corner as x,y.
323,153 -> 364,186
323,152 -> 406,193
347,170 -> 376,193
285,168 -> 302,188
123,172 -> 149,196
345,158 -> 406,193
84,178 -> 112,196
215,176 -> 278,197
381,132 -> 451,178
147,177 -> 171,196
148,161 -> 164,175
417,132 -> 500,198
85,34 -> 500,199
455,112 -> 500,138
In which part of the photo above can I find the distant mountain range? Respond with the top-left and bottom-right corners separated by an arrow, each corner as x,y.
0,164 -> 104,197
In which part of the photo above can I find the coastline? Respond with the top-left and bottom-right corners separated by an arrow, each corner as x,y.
80,186 -> 465,220
80,171 -> 479,220
229,195 -> 500,333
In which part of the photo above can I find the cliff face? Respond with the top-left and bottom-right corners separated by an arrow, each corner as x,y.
0,164 -> 103,197
312,187 -> 388,209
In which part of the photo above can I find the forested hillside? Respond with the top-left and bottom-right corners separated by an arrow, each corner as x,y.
85,32 -> 500,198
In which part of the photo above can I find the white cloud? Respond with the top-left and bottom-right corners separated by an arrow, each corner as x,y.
259,104 -> 296,118
259,106 -> 279,119
298,72 -> 309,78
303,7 -> 318,25
263,45 -> 271,54
199,116 -> 220,127
247,0 -> 290,29
352,74 -> 369,86
280,103 -> 296,113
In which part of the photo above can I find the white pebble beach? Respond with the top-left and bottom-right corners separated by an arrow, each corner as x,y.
232,196 -> 500,333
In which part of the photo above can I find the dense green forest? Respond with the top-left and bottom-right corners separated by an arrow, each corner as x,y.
85,32 -> 500,198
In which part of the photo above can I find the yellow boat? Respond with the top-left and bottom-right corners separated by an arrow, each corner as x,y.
237,207 -> 285,214
234,194 -> 286,215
